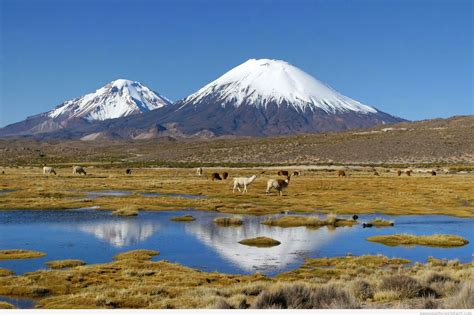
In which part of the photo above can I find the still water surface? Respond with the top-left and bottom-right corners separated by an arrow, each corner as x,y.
0,209 -> 473,277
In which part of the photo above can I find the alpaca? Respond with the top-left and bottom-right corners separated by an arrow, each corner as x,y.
397,170 -> 402,176
196,167 -> 203,176
431,170 -> 437,176
266,176 -> 291,196
222,172 -> 229,180
337,170 -> 346,177
43,166 -> 57,175
126,168 -> 132,175
233,175 -> 258,193
405,170 -> 412,176
72,165 -> 86,175
211,173 -> 222,181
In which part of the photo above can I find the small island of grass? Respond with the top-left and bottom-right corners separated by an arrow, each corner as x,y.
367,234 -> 469,248
0,249 -> 46,260
46,259 -> 86,269
368,218 -> 395,227
262,214 -> 356,228
170,215 -> 196,222
113,249 -> 160,261
238,237 -> 281,247
214,217 -> 243,226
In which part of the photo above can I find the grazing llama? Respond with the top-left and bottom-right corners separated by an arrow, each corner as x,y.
222,172 -> 229,180
397,170 -> 402,176
266,176 -> 291,196
43,166 -> 57,175
405,170 -> 412,176
196,167 -> 203,176
233,175 -> 258,193
337,170 -> 346,177
72,166 -> 87,175
431,170 -> 437,176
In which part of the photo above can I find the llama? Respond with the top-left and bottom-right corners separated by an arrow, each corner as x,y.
405,170 -> 412,176
373,171 -> 380,176
397,170 -> 402,176
431,170 -> 437,176
233,175 -> 257,193
196,167 -> 203,176
292,171 -> 301,176
73,165 -> 87,175
266,176 -> 291,196
43,166 -> 57,175
337,170 -> 346,177
222,172 -> 229,180
278,170 -> 289,176
211,172 -> 222,181
126,168 -> 132,175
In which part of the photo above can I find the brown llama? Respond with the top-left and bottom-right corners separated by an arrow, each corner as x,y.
405,170 -> 412,176
211,173 -> 222,181
397,170 -> 402,176
337,170 -> 346,177
222,172 -> 229,180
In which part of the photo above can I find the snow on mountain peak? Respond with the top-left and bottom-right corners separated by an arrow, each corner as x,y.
183,58 -> 377,114
48,79 -> 171,121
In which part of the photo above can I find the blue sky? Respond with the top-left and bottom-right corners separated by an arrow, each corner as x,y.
0,0 -> 472,127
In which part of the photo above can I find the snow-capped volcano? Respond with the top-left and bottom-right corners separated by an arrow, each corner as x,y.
183,58 -> 377,114
171,58 -> 403,136
49,79 -> 171,121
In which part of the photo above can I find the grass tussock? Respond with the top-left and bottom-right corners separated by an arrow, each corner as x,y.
238,237 -> 281,247
368,218 -> 394,227
250,283 -> 359,309
0,301 -> 15,309
445,280 -> 474,309
0,249 -> 46,260
170,215 -> 196,222
112,206 -> 139,216
367,234 -> 469,247
379,275 -> 437,299
113,249 -> 159,261
46,259 -> 86,269
261,214 -> 356,228
214,217 -> 243,226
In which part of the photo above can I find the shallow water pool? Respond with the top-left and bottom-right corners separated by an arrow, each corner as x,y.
0,210 -> 472,276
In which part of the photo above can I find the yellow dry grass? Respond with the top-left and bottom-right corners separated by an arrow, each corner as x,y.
367,234 -> 469,247
0,167 -> 472,217
261,213 -> 356,228
46,260 -> 86,269
0,249 -> 46,260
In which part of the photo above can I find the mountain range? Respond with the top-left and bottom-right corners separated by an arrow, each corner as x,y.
0,59 -> 404,139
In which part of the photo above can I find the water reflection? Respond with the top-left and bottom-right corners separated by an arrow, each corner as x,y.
185,217 -> 352,272
78,220 -> 160,247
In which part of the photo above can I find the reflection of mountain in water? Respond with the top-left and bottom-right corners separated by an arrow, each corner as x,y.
185,218 -> 351,273
78,220 -> 160,247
